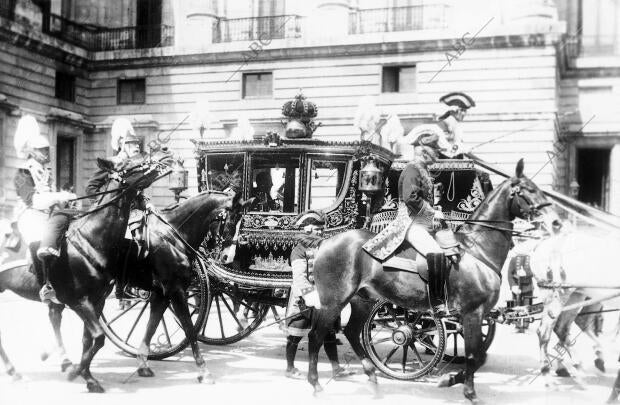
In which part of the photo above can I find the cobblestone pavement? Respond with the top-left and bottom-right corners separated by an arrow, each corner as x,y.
1,292 -> 619,405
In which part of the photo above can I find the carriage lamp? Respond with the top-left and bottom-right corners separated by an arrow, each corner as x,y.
359,158 -> 384,228
359,158 -> 383,194
169,157 -> 188,203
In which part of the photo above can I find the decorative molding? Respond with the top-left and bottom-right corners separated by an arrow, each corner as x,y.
46,107 -> 94,129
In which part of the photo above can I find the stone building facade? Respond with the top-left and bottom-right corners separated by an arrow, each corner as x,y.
0,0 -> 617,217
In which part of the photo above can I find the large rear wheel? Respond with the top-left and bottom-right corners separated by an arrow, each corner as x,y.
197,278 -> 269,345
100,257 -> 209,360
362,300 -> 445,380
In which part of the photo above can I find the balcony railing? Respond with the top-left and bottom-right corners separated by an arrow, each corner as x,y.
565,35 -> 620,58
349,5 -> 448,34
212,15 -> 301,43
43,13 -> 174,51
0,0 -> 15,20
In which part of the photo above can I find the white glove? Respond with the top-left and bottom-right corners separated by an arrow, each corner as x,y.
511,286 -> 521,295
433,210 -> 445,220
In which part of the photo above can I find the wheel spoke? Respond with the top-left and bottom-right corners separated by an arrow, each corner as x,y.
201,295 -> 215,336
382,345 -> 399,366
219,294 -> 246,329
409,340 -> 425,366
105,299 -> 141,325
160,316 -> 172,348
125,302 -> 149,344
371,336 -> 393,345
401,345 -> 409,372
215,295 -> 226,339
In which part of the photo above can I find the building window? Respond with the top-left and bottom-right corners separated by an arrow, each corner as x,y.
56,136 -> 75,192
55,71 -> 76,102
117,78 -> 146,105
382,66 -> 416,93
242,72 -> 273,99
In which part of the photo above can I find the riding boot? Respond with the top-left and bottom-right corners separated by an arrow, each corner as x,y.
426,253 -> 449,316
36,248 -> 60,305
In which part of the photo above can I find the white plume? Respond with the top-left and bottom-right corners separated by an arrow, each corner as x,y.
110,117 -> 135,151
230,116 -> 255,140
353,96 -> 381,136
14,115 -> 46,158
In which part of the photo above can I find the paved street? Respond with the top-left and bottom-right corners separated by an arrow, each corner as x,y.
1,292 -> 619,405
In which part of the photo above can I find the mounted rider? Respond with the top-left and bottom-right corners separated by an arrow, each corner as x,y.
12,115 -> 76,304
362,125 -> 460,314
283,210 -> 353,380
84,118 -> 151,298
436,92 -> 475,159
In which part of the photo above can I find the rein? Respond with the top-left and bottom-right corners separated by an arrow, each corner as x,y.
447,218 -> 540,238
148,208 -> 210,262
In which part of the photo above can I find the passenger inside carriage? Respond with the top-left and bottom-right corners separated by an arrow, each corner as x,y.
250,171 -> 280,212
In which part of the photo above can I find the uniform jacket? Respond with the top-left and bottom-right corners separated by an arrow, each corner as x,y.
288,234 -> 323,300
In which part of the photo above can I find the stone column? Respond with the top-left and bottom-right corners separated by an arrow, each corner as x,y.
182,0 -> 219,50
308,0 -> 350,39
609,143 -> 620,215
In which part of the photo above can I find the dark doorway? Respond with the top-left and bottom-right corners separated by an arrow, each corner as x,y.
136,0 -> 162,48
56,136 -> 75,192
576,147 -> 610,209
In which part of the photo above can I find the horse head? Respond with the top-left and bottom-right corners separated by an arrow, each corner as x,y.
508,159 -> 561,233
96,148 -> 174,196
218,195 -> 256,265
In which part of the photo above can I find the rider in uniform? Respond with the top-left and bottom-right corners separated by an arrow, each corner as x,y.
12,115 -> 76,304
436,92 -> 475,159
363,127 -> 460,315
84,118 -> 150,299
283,211 -> 353,380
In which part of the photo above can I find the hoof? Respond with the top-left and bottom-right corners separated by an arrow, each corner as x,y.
137,367 -> 155,378
12,372 -> 23,382
67,365 -> 81,381
40,352 -> 49,361
61,360 -> 72,373
595,358 -> 606,373
607,392 -> 619,404
86,381 -> 105,393
438,373 -> 457,388
555,367 -> 570,377
198,372 -> 215,384
313,384 -> 323,396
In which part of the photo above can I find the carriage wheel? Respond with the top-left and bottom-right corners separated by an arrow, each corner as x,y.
440,315 -> 496,363
100,256 -> 209,360
196,279 -> 270,345
361,300 -> 446,380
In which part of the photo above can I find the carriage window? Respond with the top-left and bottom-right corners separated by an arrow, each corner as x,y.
250,155 -> 300,213
308,160 -> 347,210
201,153 -> 245,193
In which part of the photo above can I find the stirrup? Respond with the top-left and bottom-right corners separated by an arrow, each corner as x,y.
39,284 -> 61,305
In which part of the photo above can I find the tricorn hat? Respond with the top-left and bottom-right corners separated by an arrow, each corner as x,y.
439,92 -> 476,110
294,210 -> 326,228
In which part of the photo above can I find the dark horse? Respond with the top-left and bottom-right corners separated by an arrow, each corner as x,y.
115,189 -> 248,381
18,151 -> 175,393
0,188 -> 244,385
306,160 -> 555,403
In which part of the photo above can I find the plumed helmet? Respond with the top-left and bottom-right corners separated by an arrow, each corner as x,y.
400,124 -> 444,149
111,117 -> 137,152
353,96 -> 381,134
14,115 -> 49,158
294,210 -> 326,229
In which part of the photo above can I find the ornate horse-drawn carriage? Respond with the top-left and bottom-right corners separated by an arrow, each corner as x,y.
99,128 -> 503,381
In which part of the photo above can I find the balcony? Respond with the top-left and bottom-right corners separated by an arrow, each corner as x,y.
349,4 -> 448,35
43,13 -> 174,51
0,0 -> 15,20
565,35 -> 620,58
212,15 -> 301,43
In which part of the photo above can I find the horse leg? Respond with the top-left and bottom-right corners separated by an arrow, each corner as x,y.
307,308 -> 337,394
343,297 -> 378,387
607,368 -> 620,403
136,288 -> 168,378
0,330 -> 21,381
169,286 -> 213,384
537,291 -> 562,387
66,299 -> 106,393
45,303 -> 72,372
554,306 -> 587,389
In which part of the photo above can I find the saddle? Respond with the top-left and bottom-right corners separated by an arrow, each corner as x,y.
381,242 -> 452,306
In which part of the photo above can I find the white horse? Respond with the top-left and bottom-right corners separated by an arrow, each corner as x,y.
525,226 -> 620,398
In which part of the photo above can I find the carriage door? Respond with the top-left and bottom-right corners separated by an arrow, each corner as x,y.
306,155 -> 349,212
249,154 -> 301,213
199,152 -> 245,193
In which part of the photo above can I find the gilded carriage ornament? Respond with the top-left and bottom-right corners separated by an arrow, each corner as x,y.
457,177 -> 484,212
281,91 -> 321,139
